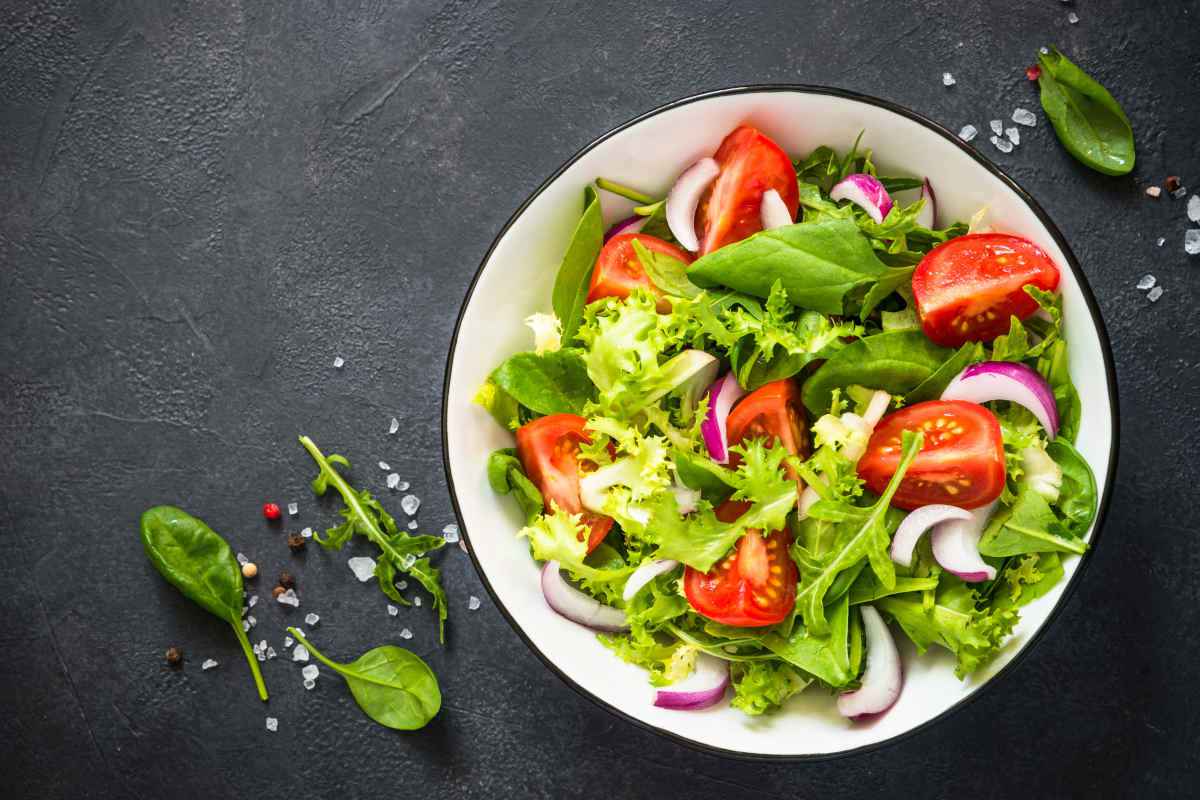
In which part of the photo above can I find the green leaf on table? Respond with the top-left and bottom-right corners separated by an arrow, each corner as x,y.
1037,46 -> 1134,176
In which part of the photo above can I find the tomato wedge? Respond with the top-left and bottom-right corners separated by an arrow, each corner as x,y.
912,233 -> 1061,347
515,414 -> 613,552
857,400 -> 1005,510
726,379 -> 809,485
586,233 -> 691,312
683,500 -> 797,627
694,125 -> 799,255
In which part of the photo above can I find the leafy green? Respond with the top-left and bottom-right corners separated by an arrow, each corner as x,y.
860,266 -> 915,319
1046,439 -> 1098,538
518,507 -> 633,604
632,239 -> 701,300
595,177 -> 654,204
848,572 -> 940,605
473,379 -> 520,431
490,349 -> 593,416
486,449 -> 544,523
978,482 -> 1088,557
1037,46 -> 1134,176
299,436 -> 449,640
140,505 -> 268,701
552,185 -> 605,344
995,552 -> 1064,610
1038,338 -> 1081,443
801,330 -> 955,416
906,341 -> 985,404
672,447 -> 735,504
729,660 -> 810,715
688,218 -> 888,315
287,628 -> 440,730
633,199 -> 675,242
761,594 -> 854,686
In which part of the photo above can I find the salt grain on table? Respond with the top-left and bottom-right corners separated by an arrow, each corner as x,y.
248,595 -> 258,608
400,628 -> 413,640
959,124 -> 978,142
201,659 -> 218,671
276,588 -> 300,607
1148,286 -> 1164,302
1185,229 -> 1200,255
301,526 -> 313,539
401,494 -> 421,516
396,481 -> 410,492
236,552 -> 249,565
292,644 -> 310,662
407,521 -> 418,530
378,461 -> 390,471
242,619 -> 251,632
388,417 -> 399,435
284,635 -> 294,647
348,556 -> 377,582
397,580 -> 408,590
304,612 -> 320,626
302,664 -> 319,681
413,596 -> 422,607
942,72 -> 955,87
468,596 -> 481,611
989,119 -> 1003,136
265,717 -> 278,732
387,473 -> 400,490
1012,108 -> 1037,126
1187,195 -> 1200,223
1067,11 -> 1079,24
990,135 -> 1013,154
1137,274 -> 1156,290
333,356 -> 345,369
442,524 -> 460,544
303,679 -> 316,691
266,647 -> 277,659
246,615 -> 257,628
287,502 -> 298,516
387,604 -> 398,617
1005,127 -> 1020,146
1157,237 -> 1166,247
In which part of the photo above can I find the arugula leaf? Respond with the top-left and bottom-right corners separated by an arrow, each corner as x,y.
688,218 -> 888,315
978,482 -> 1088,557
848,572 -> 940,605
729,660 -> 810,715
1037,47 -> 1134,176
632,239 -> 701,300
486,448 -> 544,523
760,594 -> 853,687
490,349 -> 593,416
552,185 -> 605,344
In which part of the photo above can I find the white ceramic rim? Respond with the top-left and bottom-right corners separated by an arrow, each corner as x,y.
441,85 -> 1119,761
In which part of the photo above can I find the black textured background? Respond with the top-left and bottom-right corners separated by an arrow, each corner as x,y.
3,1 -> 1198,797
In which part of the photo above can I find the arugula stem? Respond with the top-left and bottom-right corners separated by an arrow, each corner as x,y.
666,624 -> 776,662
232,620 -> 269,701
594,177 -> 655,205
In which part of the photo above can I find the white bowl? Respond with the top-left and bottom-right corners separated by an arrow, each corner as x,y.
442,86 -> 1118,758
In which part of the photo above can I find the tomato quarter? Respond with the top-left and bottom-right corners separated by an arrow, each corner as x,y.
683,500 -> 798,627
912,233 -> 1061,347
694,126 -> 799,255
515,414 -> 613,552
857,400 -> 1005,510
726,379 -> 809,486
586,233 -> 691,312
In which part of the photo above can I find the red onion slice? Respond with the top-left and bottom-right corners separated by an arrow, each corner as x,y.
699,372 -> 747,464
890,504 -> 972,567
837,605 -> 902,719
541,561 -> 628,632
603,214 -> 646,243
622,559 -> 679,603
941,361 -> 1059,438
759,188 -> 793,230
654,653 -> 730,710
915,178 -> 937,228
930,501 -> 998,583
830,173 -> 894,223
666,158 -> 719,252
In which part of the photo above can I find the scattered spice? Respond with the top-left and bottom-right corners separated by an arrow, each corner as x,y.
1145,186 -> 1162,198
278,571 -> 296,590
1025,64 -> 1041,81
287,533 -> 307,552
272,585 -> 286,599
241,562 -> 258,579
165,646 -> 184,668
263,502 -> 282,521
1166,176 -> 1182,193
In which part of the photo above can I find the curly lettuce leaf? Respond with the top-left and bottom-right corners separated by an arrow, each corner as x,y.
729,660 -> 810,715
518,507 -> 633,604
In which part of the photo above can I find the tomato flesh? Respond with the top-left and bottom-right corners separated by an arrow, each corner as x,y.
683,500 -> 797,627
912,233 -> 1061,347
857,400 -> 1005,510
515,414 -> 613,552
726,379 -> 809,486
695,126 -> 800,255
586,233 -> 691,312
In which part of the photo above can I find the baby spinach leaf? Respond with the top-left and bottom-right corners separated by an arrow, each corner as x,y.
487,448 -> 544,523
801,330 -> 954,416
632,239 -> 701,299
688,219 -> 887,315
1046,439 -> 1097,538
1038,338 -> 1081,443
1037,46 -> 1135,176
552,185 -> 605,344
905,341 -> 985,403
490,349 -> 593,416
140,506 -> 268,700
287,629 -> 440,730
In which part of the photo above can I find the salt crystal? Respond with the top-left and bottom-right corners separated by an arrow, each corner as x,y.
292,644 -> 310,662
990,135 -> 1014,154
1172,187 -> 1188,200
942,72 -> 956,87
1186,229 -> 1200,255
413,596 -> 422,607
301,664 -> 319,681
468,595 -> 481,611
397,580 -> 408,590
202,658 -> 218,671
399,553 -> 416,570
348,556 -> 377,582
1188,195 -> 1200,223
386,473 -> 400,490
258,639 -> 268,652
333,356 -> 345,369
388,417 -> 399,435
246,615 -> 257,628
277,588 -> 300,607
303,678 -> 316,690
242,619 -> 251,632
301,526 -> 313,539
287,502 -> 298,516
959,124 -> 978,142
1136,274 -> 1156,290
255,649 -> 265,662
401,494 -> 420,516
265,717 -> 278,732
396,481 -> 410,492
989,119 -> 1003,136
284,635 -> 294,647
266,647 -> 277,659
1040,46 -> 1050,55
1067,11 -> 1079,24
442,524 -> 460,544
379,461 -> 391,471
1005,127 -> 1020,146
248,595 -> 258,608
1147,286 -> 1164,302
407,521 -> 418,530
387,604 -> 399,617
1012,108 -> 1037,127
236,552 -> 249,565
1146,186 -> 1162,198
400,628 -> 413,640
1157,237 -> 1165,247
304,612 -> 320,626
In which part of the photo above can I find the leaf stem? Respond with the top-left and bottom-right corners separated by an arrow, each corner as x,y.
287,627 -> 343,674
232,620 -> 269,701
595,177 -> 655,205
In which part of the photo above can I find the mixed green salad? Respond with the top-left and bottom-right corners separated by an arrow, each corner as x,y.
475,125 -> 1098,719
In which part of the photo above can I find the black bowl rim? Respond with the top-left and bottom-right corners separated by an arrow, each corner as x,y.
440,84 -> 1120,762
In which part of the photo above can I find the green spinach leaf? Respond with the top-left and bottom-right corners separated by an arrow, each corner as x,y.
632,239 -> 702,299
1037,47 -> 1134,176
487,448 -> 544,523
801,330 -> 954,416
552,185 -> 605,344
490,349 -> 593,416
1046,438 -> 1097,538
859,266 -> 915,320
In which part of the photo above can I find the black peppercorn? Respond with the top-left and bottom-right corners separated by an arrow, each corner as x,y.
165,647 -> 184,668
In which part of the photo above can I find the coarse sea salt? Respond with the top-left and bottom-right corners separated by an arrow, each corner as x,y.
1067,11 -> 1079,24
1157,237 -> 1165,247
401,494 -> 421,516
202,658 -> 219,671
333,356 -> 345,369
442,524 -> 460,544
1188,195 -> 1200,223
959,124 -> 978,142
1012,108 -> 1037,126
396,481 -> 410,492
1185,229 -> 1200,255
387,473 -> 400,490
379,461 -> 391,471
942,72 -> 956,86
266,717 -> 278,732
248,595 -> 258,608
292,644 -> 310,662
303,678 -> 316,691
387,604 -> 399,617
413,597 -> 422,608
407,521 -> 418,530
302,664 -> 319,681
388,417 -> 399,435
1136,275 -> 1156,290
1005,127 -> 1020,146
304,612 -> 320,626
301,526 -> 313,539
400,628 -> 413,640
266,647 -> 277,660
277,588 -> 300,607
287,502 -> 298,516
1147,286 -> 1164,302
989,119 -> 1003,136
236,552 -> 249,565
284,635 -> 294,647
246,615 -> 257,628
468,596 -> 481,611
990,135 -> 1013,154
348,556 -> 377,582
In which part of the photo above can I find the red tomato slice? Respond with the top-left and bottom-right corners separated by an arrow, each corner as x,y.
694,126 -> 800,255
857,400 -> 1005,510
726,379 -> 809,486
912,233 -> 1061,347
585,233 -> 692,312
683,500 -> 797,627
515,414 -> 613,552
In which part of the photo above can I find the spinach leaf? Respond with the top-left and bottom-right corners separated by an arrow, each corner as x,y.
1037,47 -> 1134,176
490,349 -> 593,416
878,176 -> 924,193
551,185 -> 605,344
1046,439 -> 1097,538
487,448 -> 544,523
905,341 -> 985,403
300,436 -> 449,640
140,506 -> 268,700
801,330 -> 954,416
978,483 -> 1088,557
633,199 -> 676,243
688,219 -> 887,315
632,239 -> 701,299
1038,338 -> 1081,442
761,594 -> 853,687
287,629 -> 440,730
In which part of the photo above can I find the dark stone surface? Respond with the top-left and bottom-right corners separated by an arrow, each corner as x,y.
2,1 -> 1197,797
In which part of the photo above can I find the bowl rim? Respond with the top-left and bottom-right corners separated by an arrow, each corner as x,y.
440,84 -> 1120,761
